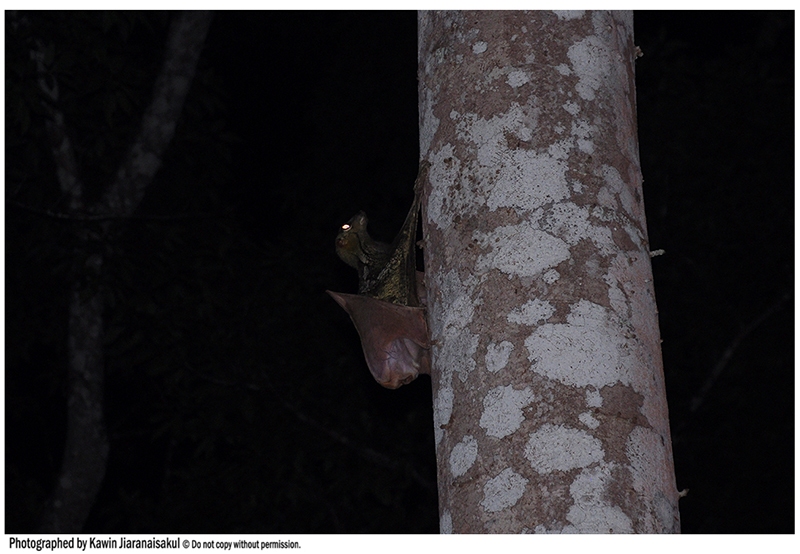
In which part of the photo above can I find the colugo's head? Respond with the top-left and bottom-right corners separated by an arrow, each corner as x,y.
335,211 -> 369,269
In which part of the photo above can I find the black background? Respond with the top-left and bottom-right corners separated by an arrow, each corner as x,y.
5,11 -> 793,533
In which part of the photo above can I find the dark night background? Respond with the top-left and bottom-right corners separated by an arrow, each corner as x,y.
4,11 -> 794,533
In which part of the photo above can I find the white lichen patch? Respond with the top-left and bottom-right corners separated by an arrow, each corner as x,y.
426,144 -> 470,229
507,299 -> 556,326
429,269 -> 480,444
622,220 -> 645,253
542,268 -> 560,284
604,269 -> 629,317
446,104 -> 577,216
485,149 -> 571,212
553,10 -> 585,20
473,41 -> 488,54
572,120 -> 595,154
565,465 -> 633,533
452,104 -> 534,164
506,69 -> 530,88
598,164 -> 637,218
585,387 -> 603,407
433,385 -> 454,447
595,180 -> 618,211
562,100 -> 580,116
477,67 -> 510,92
433,270 -> 481,385
440,510 -> 453,534
578,411 -> 600,429
418,87 -> 440,159
450,435 -> 479,477
547,138 -> 572,160
567,35 -> 614,102
627,426 -> 673,496
525,423 -> 604,473
480,468 -> 529,513
532,524 -> 566,534
525,300 -> 636,388
450,332 -> 481,385
541,202 -> 614,254
480,385 -> 535,438
626,427 -> 672,531
486,341 -> 514,373
474,222 -> 570,278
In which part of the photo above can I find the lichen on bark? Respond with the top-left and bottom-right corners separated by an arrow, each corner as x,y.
419,10 -> 679,533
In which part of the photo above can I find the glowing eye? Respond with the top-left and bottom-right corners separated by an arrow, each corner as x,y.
341,224 -> 351,231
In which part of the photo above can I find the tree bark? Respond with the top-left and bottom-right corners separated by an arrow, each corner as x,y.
418,10 -> 680,533
36,11 -> 213,533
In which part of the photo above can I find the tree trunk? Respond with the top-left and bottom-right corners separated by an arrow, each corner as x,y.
418,10 -> 680,533
36,11 -> 213,533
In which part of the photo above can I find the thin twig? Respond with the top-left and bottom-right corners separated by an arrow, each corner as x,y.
8,199 -> 223,222
199,373 -> 436,491
690,292 -> 791,413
